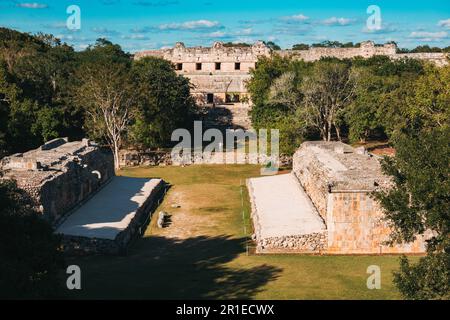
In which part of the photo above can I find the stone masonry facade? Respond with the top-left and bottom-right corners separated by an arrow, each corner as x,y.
135,41 -> 449,129
292,141 -> 428,254
0,138 -> 114,226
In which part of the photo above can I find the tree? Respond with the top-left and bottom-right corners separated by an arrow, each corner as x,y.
411,45 -> 442,53
374,128 -> 449,299
268,71 -> 302,112
292,43 -> 309,50
0,179 -> 65,299
76,61 -> 134,171
403,64 -> 450,130
301,60 -> 356,141
129,57 -> 194,149
247,55 -> 292,108
264,41 -> 281,50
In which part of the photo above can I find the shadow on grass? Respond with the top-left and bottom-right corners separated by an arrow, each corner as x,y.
69,235 -> 282,300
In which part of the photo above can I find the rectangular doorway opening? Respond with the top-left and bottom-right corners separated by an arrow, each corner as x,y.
206,93 -> 214,104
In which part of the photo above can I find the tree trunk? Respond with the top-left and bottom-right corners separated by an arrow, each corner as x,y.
113,141 -> 120,171
327,120 -> 332,142
335,123 -> 342,141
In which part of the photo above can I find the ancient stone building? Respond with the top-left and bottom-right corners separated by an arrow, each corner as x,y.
0,138 -> 114,226
1,138 -> 166,255
135,41 -> 271,105
135,40 -> 448,129
248,141 -> 429,254
135,41 -> 272,129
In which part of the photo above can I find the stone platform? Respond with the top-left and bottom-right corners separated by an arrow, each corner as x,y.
247,174 -> 327,253
57,176 -> 165,255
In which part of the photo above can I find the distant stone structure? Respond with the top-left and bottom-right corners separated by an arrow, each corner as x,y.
135,40 -> 448,128
135,41 -> 272,129
1,138 -> 114,226
248,141 -> 429,254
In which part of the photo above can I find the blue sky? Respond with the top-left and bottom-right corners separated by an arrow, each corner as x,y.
0,0 -> 449,52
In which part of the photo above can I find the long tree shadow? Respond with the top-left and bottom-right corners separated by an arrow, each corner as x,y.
68,235 -> 282,300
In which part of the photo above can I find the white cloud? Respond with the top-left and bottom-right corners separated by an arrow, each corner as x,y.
122,34 -> 150,40
438,18 -> 450,29
362,24 -> 397,34
321,17 -> 355,26
92,27 -> 120,36
16,2 -> 48,9
159,20 -> 221,31
408,31 -> 448,41
282,14 -> 309,22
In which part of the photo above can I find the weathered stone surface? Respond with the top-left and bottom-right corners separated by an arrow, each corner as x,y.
58,178 -> 166,255
1,139 -> 114,226
247,173 -> 327,254
119,149 -> 292,168
292,141 -> 428,254
135,40 -> 448,129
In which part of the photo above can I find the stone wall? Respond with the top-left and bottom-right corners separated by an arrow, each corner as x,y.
292,146 -> 330,220
60,180 -> 166,255
256,232 -> 327,254
292,141 -> 427,255
1,139 -> 115,226
120,149 -> 292,168
326,192 -> 428,254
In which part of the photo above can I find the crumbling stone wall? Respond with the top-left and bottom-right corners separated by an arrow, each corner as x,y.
1,139 -> 114,226
119,149 -> 292,168
60,179 -> 166,255
326,192 -> 428,254
255,232 -> 327,254
292,141 -> 427,254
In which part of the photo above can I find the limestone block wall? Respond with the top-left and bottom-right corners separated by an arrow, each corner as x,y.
292,147 -> 330,220
37,150 -> 115,225
326,192 -> 427,254
1,141 -> 115,226
292,141 -> 427,255
60,180 -> 166,255
119,149 -> 292,168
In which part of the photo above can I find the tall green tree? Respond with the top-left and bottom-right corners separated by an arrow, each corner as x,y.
129,57 -> 194,150
301,60 -> 356,141
374,128 -> 450,299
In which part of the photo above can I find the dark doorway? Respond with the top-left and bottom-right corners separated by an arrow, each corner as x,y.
226,94 -> 240,103
206,93 -> 214,104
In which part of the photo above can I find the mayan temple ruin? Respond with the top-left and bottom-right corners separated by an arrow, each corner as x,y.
135,40 -> 449,129
0,138 -> 166,254
247,141 -> 430,254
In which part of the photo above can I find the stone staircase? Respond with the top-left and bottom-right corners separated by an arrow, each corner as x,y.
197,104 -> 252,131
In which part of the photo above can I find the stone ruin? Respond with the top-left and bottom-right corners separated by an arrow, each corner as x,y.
248,141 -> 429,254
135,40 -> 449,130
1,138 -> 114,226
0,138 -> 167,255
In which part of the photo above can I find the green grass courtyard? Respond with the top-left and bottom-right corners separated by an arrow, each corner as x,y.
67,165 -> 411,300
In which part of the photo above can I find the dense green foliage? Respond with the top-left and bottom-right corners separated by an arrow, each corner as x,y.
0,179 -> 65,299
0,29 -> 194,158
248,53 -> 449,153
374,128 -> 450,299
129,57 -> 195,149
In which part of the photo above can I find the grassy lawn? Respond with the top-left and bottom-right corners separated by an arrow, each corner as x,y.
67,165 -> 409,300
